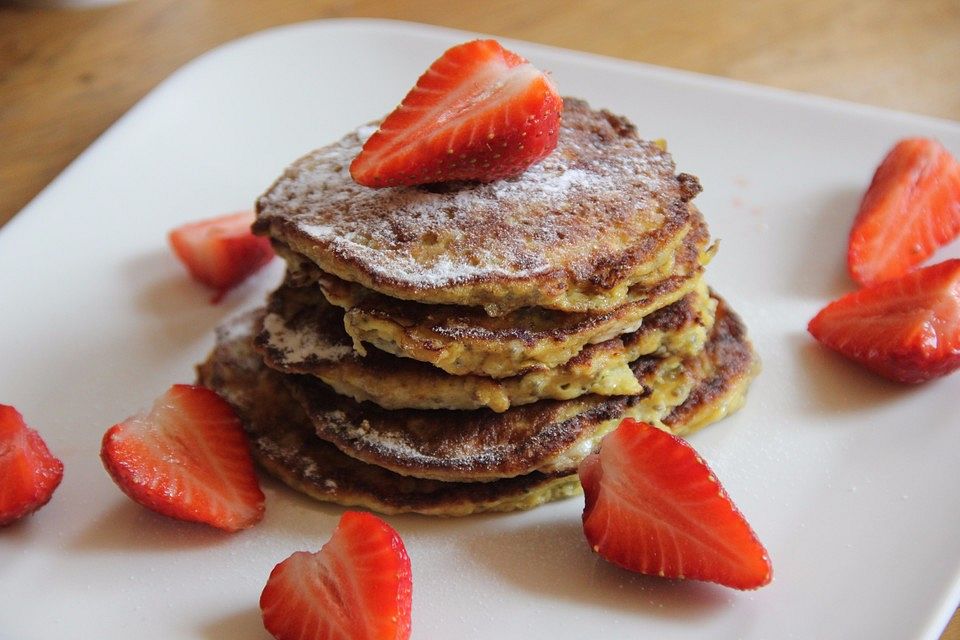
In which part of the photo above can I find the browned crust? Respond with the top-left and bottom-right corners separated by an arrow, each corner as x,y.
278,293 -> 738,482
263,207 -> 712,381
336,266 -> 699,350
254,282 -> 706,393
195,298 -> 756,513
195,314 -> 576,515
253,434 -> 578,516
324,208 -> 710,348
663,294 -> 758,429
284,375 -> 633,481
254,98 -> 699,314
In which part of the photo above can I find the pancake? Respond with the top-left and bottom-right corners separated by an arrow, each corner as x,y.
195,296 -> 757,515
294,209 -> 713,379
282,294 -> 752,483
538,295 -> 759,474
283,354 -> 688,483
663,299 -> 762,434
255,282 -> 715,413
196,314 -> 581,516
254,98 -> 702,316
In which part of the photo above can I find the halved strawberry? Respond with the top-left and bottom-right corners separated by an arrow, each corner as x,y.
579,419 -> 772,590
809,258 -> 960,383
848,138 -> 960,286
260,511 -> 412,640
350,39 -> 562,187
169,211 -> 274,302
100,384 -> 265,532
0,405 -> 64,526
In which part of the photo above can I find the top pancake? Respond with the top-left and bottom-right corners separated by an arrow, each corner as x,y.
255,98 -> 701,316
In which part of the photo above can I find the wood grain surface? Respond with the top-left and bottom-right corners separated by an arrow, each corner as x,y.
1,1 -> 959,638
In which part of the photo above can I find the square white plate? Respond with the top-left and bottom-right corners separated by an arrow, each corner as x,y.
2,19 -> 959,640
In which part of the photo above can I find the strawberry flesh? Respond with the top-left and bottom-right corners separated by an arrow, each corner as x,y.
350,39 -> 562,187
848,138 -> 960,286
0,405 -> 64,526
809,258 -> 960,383
100,384 -> 265,532
579,418 -> 772,590
169,211 -> 274,302
260,511 -> 412,640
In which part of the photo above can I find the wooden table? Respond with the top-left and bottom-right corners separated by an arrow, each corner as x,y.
1,1 -> 958,638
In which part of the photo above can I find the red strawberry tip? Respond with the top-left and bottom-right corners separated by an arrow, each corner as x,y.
847,137 -> 960,286
100,384 -> 265,532
350,39 -> 563,188
0,404 -> 64,527
579,419 -> 772,590
260,510 -> 412,640
168,211 -> 275,303
809,258 -> 960,384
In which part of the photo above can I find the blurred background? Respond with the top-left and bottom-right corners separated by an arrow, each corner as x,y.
0,0 -> 958,637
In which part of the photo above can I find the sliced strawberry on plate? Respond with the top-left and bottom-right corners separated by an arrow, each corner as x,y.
848,138 -> 960,286
350,39 -> 562,187
100,384 -> 265,532
169,211 -> 274,302
579,418 -> 772,590
0,405 -> 64,526
260,511 -> 412,640
809,258 -> 960,383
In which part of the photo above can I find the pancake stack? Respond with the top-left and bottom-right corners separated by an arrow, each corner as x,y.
197,99 -> 759,516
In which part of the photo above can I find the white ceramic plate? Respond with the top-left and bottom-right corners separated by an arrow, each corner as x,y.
2,19 -> 959,640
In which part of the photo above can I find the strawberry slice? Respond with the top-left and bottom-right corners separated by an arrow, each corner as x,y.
809,258 -> 960,383
0,405 -> 64,526
350,39 -> 562,187
848,138 -> 960,286
100,384 -> 265,532
579,419 -> 772,590
169,211 -> 275,302
260,511 -> 412,640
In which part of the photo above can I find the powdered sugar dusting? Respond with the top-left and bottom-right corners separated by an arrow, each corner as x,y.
216,312 -> 258,344
256,98 -> 686,293
283,368 -> 631,480
318,406 -> 517,473
262,311 -> 353,364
